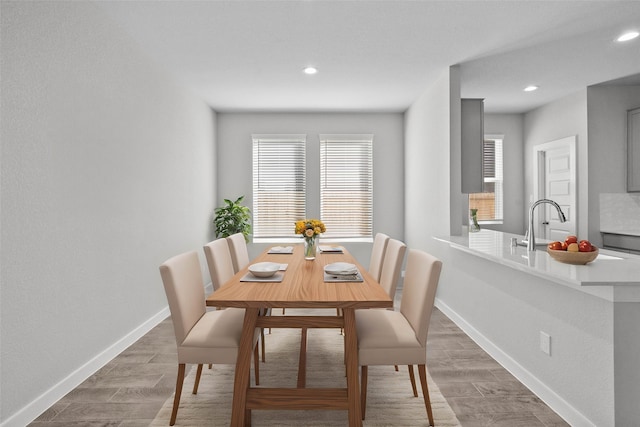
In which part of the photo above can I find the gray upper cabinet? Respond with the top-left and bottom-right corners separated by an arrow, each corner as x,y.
628,107 -> 640,192
461,98 -> 484,194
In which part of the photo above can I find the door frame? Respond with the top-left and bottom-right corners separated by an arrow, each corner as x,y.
533,135 -> 577,240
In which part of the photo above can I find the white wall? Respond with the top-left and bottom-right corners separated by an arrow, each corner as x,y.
587,85 -> 640,244
0,2 -> 216,424
404,68 -> 455,253
524,90 -> 589,239
216,112 -> 404,264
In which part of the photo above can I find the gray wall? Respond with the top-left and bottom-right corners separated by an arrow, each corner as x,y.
216,112 -> 404,264
522,86 -> 640,246
587,85 -> 640,245
404,68 -> 456,252
1,2 -> 216,423
523,90 -> 589,239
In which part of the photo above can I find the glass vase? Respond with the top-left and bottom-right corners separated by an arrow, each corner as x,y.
304,237 -> 317,260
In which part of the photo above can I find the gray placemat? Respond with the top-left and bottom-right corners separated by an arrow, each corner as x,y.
240,271 -> 285,282
268,246 -> 294,254
323,271 -> 363,283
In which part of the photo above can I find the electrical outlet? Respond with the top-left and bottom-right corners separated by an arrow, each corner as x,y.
540,331 -> 551,356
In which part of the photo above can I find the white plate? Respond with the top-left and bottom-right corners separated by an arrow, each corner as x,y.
248,262 -> 280,278
324,262 -> 358,275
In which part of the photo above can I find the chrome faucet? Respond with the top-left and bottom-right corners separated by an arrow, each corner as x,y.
527,199 -> 567,251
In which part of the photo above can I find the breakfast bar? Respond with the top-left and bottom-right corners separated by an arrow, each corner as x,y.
433,229 -> 640,426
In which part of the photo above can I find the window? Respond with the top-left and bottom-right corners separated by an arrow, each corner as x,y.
252,134 -> 306,238
469,136 -> 503,223
320,134 -> 373,239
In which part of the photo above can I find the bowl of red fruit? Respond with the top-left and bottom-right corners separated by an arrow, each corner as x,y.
547,235 -> 599,265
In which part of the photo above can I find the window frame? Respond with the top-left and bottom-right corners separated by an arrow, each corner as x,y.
319,134 -> 374,240
469,134 -> 504,225
252,134 -> 307,241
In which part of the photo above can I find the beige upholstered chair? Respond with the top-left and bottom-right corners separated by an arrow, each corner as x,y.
159,250 -> 259,426
203,238 -> 236,291
365,238 -> 406,368
205,238 -> 268,361
378,238 -> 406,305
338,236 -> 402,334
356,249 -> 442,426
226,232 -> 250,273
368,233 -> 390,282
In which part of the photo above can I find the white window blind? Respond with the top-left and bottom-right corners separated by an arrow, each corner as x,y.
469,136 -> 503,222
320,134 -> 373,239
252,134 -> 306,238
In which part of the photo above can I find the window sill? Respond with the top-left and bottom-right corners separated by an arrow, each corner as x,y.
478,220 -> 503,225
253,237 -> 374,244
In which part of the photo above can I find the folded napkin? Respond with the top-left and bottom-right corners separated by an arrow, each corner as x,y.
324,262 -> 358,276
268,246 -> 294,254
319,245 -> 343,253
324,271 -> 363,283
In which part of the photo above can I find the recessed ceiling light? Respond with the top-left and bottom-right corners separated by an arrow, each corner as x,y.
303,66 -> 318,75
617,31 -> 639,42
524,85 -> 539,92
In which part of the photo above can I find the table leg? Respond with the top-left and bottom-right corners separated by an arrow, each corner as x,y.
230,307 -> 259,427
297,327 -> 308,388
342,308 -> 363,427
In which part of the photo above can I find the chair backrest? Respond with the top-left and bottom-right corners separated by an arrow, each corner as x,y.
378,238 -> 407,301
159,251 -> 207,345
400,249 -> 442,347
368,233 -> 390,282
203,238 -> 236,291
226,232 -> 250,274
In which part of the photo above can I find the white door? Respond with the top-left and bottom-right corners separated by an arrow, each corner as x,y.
533,136 -> 576,241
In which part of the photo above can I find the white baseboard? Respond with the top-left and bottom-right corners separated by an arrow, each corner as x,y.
1,306 -> 170,427
434,298 -> 595,427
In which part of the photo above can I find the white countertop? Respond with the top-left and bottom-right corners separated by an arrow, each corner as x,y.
435,229 -> 640,302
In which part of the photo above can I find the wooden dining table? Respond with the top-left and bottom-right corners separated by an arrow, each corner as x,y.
206,244 -> 393,427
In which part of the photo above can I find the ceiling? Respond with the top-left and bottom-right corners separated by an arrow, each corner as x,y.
98,0 -> 640,114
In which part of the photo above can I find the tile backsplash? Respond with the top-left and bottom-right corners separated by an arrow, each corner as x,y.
600,193 -> 640,236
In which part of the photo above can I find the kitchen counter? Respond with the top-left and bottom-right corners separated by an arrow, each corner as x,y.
435,229 -> 640,302
433,229 -> 640,426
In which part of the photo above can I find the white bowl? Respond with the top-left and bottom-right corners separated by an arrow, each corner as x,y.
324,262 -> 358,275
547,246 -> 599,265
248,262 -> 280,278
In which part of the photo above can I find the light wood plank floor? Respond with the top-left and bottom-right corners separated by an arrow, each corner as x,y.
29,307 -> 569,427
426,309 -> 568,426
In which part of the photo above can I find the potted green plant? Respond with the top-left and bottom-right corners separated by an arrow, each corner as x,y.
213,196 -> 252,241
